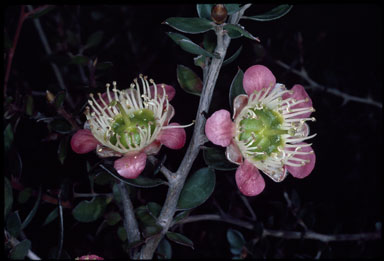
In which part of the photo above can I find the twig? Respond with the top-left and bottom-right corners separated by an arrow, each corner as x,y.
72,192 -> 112,198
139,5 -> 252,259
283,191 -> 308,231
147,155 -> 174,181
275,60 -> 382,109
57,192 -> 64,259
239,193 -> 257,221
5,230 -> 41,260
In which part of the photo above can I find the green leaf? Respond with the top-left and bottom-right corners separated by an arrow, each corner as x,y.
105,211 -> 121,226
70,55 -> 89,65
227,228 -> 245,253
50,118 -> 72,134
166,232 -> 194,249
243,4 -> 293,21
94,171 -> 114,186
9,239 -> 31,260
6,211 -> 22,238
85,31 -> 104,49
223,45 -> 243,66
42,207 -> 59,226
25,95 -> 34,116
29,6 -> 55,19
147,202 -> 162,219
117,226 -> 127,242
21,187 -> 42,230
229,68 -> 245,110
164,17 -> 214,34
224,4 -> 242,15
176,64 -> 203,96
203,147 -> 237,171
166,32 -> 218,58
96,61 -> 113,71
157,238 -> 172,259
18,188 -> 32,204
224,24 -> 260,41
135,206 -> 157,226
4,123 -> 14,152
203,30 -> 217,53
72,197 -> 107,223
57,135 -> 69,165
196,4 -> 214,20
177,168 -> 216,210
5,177 -> 13,219
100,164 -> 166,188
143,225 -> 163,238
172,210 -> 191,224
54,91 -> 66,109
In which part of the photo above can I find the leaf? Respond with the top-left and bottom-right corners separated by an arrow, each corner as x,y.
229,68 -> 245,110
196,4 -> 214,20
18,188 -> 32,204
57,135 -> 69,165
29,5 -> 55,19
172,210 -> 191,224
42,207 -> 59,226
176,64 -> 203,96
54,91 -> 66,109
227,228 -> 245,254
222,45 -> 243,66
203,147 -> 237,171
224,4 -> 242,15
105,211 -> 121,226
166,32 -> 218,58
177,168 -> 216,210
70,55 -> 89,65
4,123 -> 14,152
143,225 -> 163,238
9,239 -> 31,260
6,211 -> 22,238
72,197 -> 107,223
243,4 -> 293,21
96,61 -> 113,71
117,226 -> 127,242
157,238 -> 172,259
163,17 -> 214,34
85,31 -> 104,49
25,95 -> 34,116
99,164 -> 166,188
147,202 -> 161,219
203,30 -> 216,53
224,24 -> 260,41
94,171 -> 114,186
50,118 -> 72,134
166,232 -> 194,249
21,187 -> 42,230
5,177 -> 13,219
135,206 -> 157,226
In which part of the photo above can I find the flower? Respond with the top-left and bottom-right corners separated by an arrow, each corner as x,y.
75,255 -> 104,260
205,65 -> 316,196
71,74 -> 192,179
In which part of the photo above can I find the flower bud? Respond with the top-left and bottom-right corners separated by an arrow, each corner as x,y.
46,90 -> 55,104
211,4 -> 228,25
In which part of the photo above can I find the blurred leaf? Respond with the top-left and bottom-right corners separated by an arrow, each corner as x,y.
147,202 -> 162,219
143,224 -> 163,238
72,197 -> 107,223
193,55 -> 205,68
224,24 -> 259,41
5,177 -> 13,219
203,30 -> 216,53
105,211 -> 121,226
21,187 -> 42,230
29,5 -> 55,19
227,228 -> 245,255
25,95 -> 34,116
177,168 -> 216,210
243,5 -> 293,21
157,238 -> 172,259
57,135 -> 69,165
54,91 -> 66,109
166,232 -> 194,249
100,164 -> 166,188
172,210 -> 191,224
196,4 -> 214,20
176,64 -> 203,96
229,67 -> 245,109
117,226 -> 127,242
42,207 -> 59,226
135,206 -> 157,226
225,4 -> 242,15
50,118 -> 72,134
166,32 -> 218,58
163,17 -> 214,34
9,239 -> 31,260
203,147 -> 237,171
223,45 -> 243,66
96,61 -> 113,71
6,211 -> 22,238
85,31 -> 104,49
70,55 -> 89,65
94,171 -> 114,186
4,123 -> 14,152
17,188 -> 32,204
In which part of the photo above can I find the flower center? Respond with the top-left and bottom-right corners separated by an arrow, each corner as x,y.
236,105 -> 288,162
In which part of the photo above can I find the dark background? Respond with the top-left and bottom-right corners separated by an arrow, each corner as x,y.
4,4 -> 382,258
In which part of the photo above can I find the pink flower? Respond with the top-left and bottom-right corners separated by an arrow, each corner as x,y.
71,75 -> 192,179
205,65 -> 316,196
75,254 -> 104,260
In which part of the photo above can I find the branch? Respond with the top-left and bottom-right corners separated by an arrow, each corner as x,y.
139,5 -> 252,259
275,60 -> 382,109
147,155 -> 174,182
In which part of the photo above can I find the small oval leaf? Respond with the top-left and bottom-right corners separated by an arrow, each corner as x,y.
196,4 -> 214,20
164,17 -> 214,34
177,168 -> 216,210
6,211 -> 22,238
42,207 -> 59,226
9,239 -> 31,260
4,123 -> 14,152
166,32 -> 217,58
224,24 -> 260,41
223,45 -> 243,66
72,197 -> 107,223
227,228 -> 245,250
229,68 -> 245,110
224,4 -> 242,15
50,118 -> 72,134
243,4 -> 293,22
105,211 -> 122,226
157,238 -> 172,259
166,232 -> 194,249
177,65 -> 203,96
203,147 -> 237,171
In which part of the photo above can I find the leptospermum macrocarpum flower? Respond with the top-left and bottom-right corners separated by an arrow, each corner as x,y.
71,74 -> 193,179
205,65 -> 316,196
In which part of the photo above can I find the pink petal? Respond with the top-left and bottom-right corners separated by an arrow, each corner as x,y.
205,109 -> 235,147
70,129 -> 99,154
114,152 -> 147,179
157,123 -> 186,150
243,65 -> 276,96
285,142 -> 316,179
235,160 -> 265,196
225,141 -> 243,165
283,84 -> 313,118
150,84 -> 176,101
143,140 -> 162,155
233,94 -> 248,120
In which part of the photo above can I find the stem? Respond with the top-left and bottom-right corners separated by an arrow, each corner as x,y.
5,230 -> 41,260
139,5 -> 252,259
